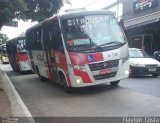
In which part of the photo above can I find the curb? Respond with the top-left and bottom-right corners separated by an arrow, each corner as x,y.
0,64 -> 35,123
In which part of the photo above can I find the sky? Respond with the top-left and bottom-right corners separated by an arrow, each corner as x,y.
0,0 -> 116,39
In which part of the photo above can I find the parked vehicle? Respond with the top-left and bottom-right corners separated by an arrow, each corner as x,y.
153,51 -> 160,62
129,48 -> 160,77
6,35 -> 32,73
26,9 -> 129,90
0,44 -> 9,64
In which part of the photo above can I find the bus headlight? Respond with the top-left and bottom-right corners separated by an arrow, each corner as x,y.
125,70 -> 129,76
76,76 -> 83,84
73,65 -> 86,72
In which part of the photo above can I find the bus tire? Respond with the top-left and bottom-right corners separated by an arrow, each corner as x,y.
59,72 -> 72,93
110,80 -> 120,86
36,67 -> 46,81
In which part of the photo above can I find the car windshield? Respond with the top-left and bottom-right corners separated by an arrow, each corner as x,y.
62,14 -> 126,53
129,49 -> 150,58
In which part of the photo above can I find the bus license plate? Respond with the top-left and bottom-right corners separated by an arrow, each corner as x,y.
100,69 -> 112,75
148,68 -> 156,72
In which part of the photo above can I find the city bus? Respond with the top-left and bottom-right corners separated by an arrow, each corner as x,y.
26,10 -> 129,90
0,44 -> 9,64
6,35 -> 31,72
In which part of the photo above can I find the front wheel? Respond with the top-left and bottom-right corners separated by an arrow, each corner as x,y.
110,80 -> 120,86
36,67 -> 46,81
59,73 -> 72,92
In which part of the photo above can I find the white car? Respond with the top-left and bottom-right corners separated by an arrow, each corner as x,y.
129,48 -> 160,77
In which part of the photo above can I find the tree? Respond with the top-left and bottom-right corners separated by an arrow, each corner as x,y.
0,0 -> 26,29
0,33 -> 8,44
24,0 -> 63,22
0,0 -> 63,29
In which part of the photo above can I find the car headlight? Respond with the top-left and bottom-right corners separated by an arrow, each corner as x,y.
158,64 -> 160,67
130,63 -> 145,67
73,65 -> 86,72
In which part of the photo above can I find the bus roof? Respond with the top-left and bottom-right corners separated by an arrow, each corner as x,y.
7,35 -> 25,43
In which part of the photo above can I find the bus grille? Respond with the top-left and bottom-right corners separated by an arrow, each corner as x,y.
93,72 -> 117,80
89,59 -> 119,71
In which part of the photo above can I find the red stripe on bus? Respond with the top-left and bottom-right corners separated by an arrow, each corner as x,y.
68,52 -> 103,65
17,54 -> 28,61
74,69 -> 92,83
55,51 -> 71,86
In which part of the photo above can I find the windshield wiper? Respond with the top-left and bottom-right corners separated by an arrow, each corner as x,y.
99,41 -> 124,47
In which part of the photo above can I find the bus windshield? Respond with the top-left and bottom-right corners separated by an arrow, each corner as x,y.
17,39 -> 26,53
62,14 -> 126,52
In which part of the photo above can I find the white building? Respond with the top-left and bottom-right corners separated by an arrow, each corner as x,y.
102,0 -> 123,21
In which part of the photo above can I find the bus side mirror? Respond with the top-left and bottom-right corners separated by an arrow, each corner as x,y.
119,19 -> 124,29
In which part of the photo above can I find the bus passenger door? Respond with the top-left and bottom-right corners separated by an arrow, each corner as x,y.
43,25 -> 54,80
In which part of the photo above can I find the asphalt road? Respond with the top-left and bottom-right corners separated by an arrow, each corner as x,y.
2,64 -> 160,117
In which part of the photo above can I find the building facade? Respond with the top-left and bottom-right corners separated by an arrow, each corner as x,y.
123,0 -> 160,55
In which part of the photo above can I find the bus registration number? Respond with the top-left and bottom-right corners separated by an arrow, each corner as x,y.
100,69 -> 112,75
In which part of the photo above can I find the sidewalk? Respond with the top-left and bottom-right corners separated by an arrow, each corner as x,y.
0,75 -> 12,117
0,64 -> 36,123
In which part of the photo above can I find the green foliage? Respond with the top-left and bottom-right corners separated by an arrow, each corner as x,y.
0,0 -> 63,29
0,33 -> 8,44
0,0 -> 26,25
24,0 -> 63,22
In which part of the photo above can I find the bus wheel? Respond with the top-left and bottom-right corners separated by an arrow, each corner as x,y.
36,67 -> 46,81
110,80 -> 120,86
59,73 -> 72,92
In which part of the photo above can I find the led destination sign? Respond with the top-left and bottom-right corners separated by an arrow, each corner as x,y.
67,16 -> 109,26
